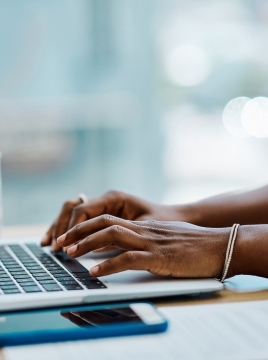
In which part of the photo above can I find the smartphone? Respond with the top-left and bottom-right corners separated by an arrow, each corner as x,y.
0,302 -> 168,346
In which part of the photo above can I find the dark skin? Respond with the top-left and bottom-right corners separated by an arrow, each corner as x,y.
41,186 -> 268,279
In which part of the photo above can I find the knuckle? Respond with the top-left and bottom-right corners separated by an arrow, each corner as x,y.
103,259 -> 113,271
109,225 -> 124,236
72,205 -> 84,215
73,223 -> 83,235
105,189 -> 124,199
63,200 -> 74,211
105,189 -> 119,197
100,214 -> 115,225
124,251 -> 136,263
147,220 -> 157,226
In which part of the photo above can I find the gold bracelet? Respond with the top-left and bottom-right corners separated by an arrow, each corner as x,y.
220,223 -> 240,283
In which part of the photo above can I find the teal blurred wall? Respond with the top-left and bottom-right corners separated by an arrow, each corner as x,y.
0,0 -> 164,225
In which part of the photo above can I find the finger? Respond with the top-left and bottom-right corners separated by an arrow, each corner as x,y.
67,203 -> 88,231
40,223 -> 54,246
57,214 -> 138,247
90,251 -> 153,277
83,190 -> 127,219
66,225 -> 145,258
51,198 -> 81,250
93,245 -> 116,253
52,239 -> 62,252
67,190 -> 137,226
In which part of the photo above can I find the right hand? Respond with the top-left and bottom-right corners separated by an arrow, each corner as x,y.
41,190 -> 185,251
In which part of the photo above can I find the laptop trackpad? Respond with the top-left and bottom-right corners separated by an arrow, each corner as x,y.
78,255 -> 166,285
79,256 -> 165,285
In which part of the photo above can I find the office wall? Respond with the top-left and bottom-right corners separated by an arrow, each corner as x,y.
0,0 -> 268,225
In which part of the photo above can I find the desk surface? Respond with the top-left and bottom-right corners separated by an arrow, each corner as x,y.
2,224 -> 268,358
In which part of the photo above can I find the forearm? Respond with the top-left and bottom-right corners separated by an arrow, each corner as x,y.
230,224 -> 268,278
176,184 -> 268,227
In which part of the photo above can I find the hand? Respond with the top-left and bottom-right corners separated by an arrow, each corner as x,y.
57,215 -> 230,278
41,190 -> 186,251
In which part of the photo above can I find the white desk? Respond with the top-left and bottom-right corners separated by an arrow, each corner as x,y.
2,225 -> 268,359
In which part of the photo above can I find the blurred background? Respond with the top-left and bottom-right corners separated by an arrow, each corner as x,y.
1,0 -> 268,226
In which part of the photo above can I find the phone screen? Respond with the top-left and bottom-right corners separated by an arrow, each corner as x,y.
0,306 -> 143,334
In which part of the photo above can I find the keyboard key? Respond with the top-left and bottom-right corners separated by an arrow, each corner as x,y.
0,281 -> 14,286
73,273 -> 93,278
3,289 -> 21,294
0,275 -> 10,281
63,285 -> 83,290
16,278 -> 35,283
52,252 -> 89,274
34,276 -> 54,281
3,269 -> 21,273
52,276 -> 74,281
23,286 -> 42,293
4,263 -> 21,267
38,257 -> 53,262
39,280 -> 58,285
5,265 -> 23,268
28,270 -> 48,275
39,258 -> 57,262
84,283 -> 106,289
1,285 -> 19,290
42,284 -> 62,292
13,275 -> 32,279
0,276 -> 12,281
32,274 -> 53,279
45,265 -> 62,270
2,259 -> 18,262
8,246 -> 23,251
80,279 -> 103,285
17,256 -> 32,260
59,281 -> 79,285
8,271 -> 28,276
76,277 -> 99,283
49,269 -> 69,275
20,282 -> 37,287
53,274 -> 71,281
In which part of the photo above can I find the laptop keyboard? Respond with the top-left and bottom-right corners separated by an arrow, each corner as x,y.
0,244 -> 106,295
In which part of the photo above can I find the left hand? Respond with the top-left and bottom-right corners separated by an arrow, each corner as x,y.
56,215 -> 230,279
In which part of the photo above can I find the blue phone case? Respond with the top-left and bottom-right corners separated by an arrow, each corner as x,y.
0,302 -> 168,347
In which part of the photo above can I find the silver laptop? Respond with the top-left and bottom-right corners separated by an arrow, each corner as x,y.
0,238 -> 223,311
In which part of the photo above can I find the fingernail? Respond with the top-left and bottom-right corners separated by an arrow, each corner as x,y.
90,265 -> 99,276
67,244 -> 77,256
57,233 -> 66,245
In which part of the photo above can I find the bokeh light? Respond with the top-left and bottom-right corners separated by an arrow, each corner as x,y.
241,97 -> 268,138
164,44 -> 211,87
222,97 -> 250,138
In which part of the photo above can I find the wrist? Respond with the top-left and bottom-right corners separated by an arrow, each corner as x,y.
211,227 -> 231,279
228,224 -> 268,278
173,203 -> 205,225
